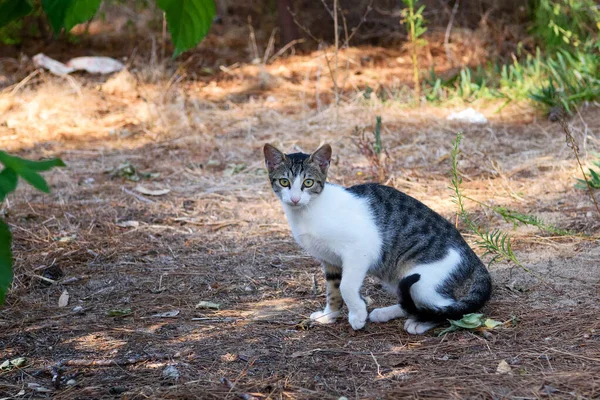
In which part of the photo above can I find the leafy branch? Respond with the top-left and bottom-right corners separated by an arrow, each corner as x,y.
461,195 -> 573,236
0,0 -> 215,57
0,152 -> 65,305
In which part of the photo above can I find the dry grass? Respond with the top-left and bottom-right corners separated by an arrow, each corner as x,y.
0,38 -> 599,399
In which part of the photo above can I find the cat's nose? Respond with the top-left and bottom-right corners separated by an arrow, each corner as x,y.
291,197 -> 300,204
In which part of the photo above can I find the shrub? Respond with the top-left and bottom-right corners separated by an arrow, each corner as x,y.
0,0 -> 216,57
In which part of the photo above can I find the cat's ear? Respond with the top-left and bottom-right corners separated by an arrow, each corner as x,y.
309,144 -> 332,173
264,144 -> 286,172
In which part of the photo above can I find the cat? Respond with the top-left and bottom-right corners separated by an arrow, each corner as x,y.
263,143 -> 492,334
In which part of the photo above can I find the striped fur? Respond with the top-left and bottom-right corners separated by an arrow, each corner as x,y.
264,144 -> 492,334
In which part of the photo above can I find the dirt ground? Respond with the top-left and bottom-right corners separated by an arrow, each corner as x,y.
0,38 -> 599,400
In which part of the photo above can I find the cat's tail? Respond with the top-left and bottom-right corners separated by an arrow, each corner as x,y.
399,261 -> 492,322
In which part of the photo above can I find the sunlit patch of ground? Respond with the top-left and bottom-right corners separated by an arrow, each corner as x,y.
0,41 -> 599,399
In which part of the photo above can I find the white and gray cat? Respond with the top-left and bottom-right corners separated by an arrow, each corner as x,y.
264,143 -> 492,334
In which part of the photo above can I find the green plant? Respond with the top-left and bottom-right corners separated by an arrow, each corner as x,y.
438,313 -> 503,336
575,156 -> 600,190
493,207 -> 572,236
400,0 -> 427,102
422,46 -> 599,114
530,0 -> 600,51
460,193 -> 573,236
450,133 -> 524,268
0,0 -> 216,57
530,50 -> 600,114
0,151 -> 65,305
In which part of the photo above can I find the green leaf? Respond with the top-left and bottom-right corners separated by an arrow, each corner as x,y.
106,308 -> 132,317
449,313 -> 484,329
0,0 -> 33,28
42,0 -> 101,33
484,318 -> 503,328
13,169 -> 49,193
0,151 -> 64,193
0,169 -> 17,201
157,0 -> 216,58
20,158 -> 66,172
0,220 -> 13,305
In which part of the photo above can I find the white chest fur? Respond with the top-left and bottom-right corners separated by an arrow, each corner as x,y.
281,184 -> 382,268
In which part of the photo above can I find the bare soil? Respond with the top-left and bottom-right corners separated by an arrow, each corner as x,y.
0,37 -> 599,399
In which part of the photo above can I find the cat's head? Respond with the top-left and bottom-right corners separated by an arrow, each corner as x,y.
263,143 -> 332,208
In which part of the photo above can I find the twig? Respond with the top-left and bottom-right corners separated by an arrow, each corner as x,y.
288,9 -> 320,43
247,16 -> 260,61
8,69 -> 42,95
341,0 -> 374,48
556,112 -> 600,217
333,0 -> 340,125
262,28 -> 278,64
546,348 -> 600,363
161,12 -> 167,61
370,352 -> 382,377
444,0 -> 459,67
220,377 -> 259,400
60,353 -> 177,367
268,38 -> 306,64
122,187 -> 155,204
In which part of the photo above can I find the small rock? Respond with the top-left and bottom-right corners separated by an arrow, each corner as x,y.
540,385 -> 558,395
496,359 -> 512,375
27,383 -> 52,393
72,306 -> 84,313
162,365 -> 180,380
447,108 -> 488,124
66,379 -> 77,386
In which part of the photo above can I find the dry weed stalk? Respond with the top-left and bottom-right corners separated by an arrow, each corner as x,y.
550,106 -> 600,217
353,116 -> 389,182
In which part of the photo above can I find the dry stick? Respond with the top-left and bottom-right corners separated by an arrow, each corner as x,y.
268,38 -> 306,64
122,187 -> 154,204
59,353 -> 177,367
262,28 -> 279,64
161,12 -> 167,61
444,0 -> 460,67
341,0 -> 374,48
220,377 -> 259,400
558,115 -> 600,217
8,69 -> 41,95
247,16 -> 260,61
333,0 -> 340,126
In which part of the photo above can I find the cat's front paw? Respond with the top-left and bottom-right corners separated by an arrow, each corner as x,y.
348,309 -> 368,330
310,309 -> 340,324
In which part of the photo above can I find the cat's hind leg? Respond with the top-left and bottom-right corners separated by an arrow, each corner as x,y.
399,249 -> 461,334
310,263 -> 343,324
403,319 -> 439,334
368,304 -> 407,323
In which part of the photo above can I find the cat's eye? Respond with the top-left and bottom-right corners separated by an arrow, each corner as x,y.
303,179 -> 314,188
279,178 -> 290,187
